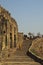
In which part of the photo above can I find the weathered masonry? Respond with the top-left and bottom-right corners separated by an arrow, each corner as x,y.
0,6 -> 18,50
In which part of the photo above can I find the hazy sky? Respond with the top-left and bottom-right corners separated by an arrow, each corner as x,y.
0,0 -> 43,34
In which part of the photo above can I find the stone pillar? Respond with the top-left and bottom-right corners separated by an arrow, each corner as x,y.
2,35 -> 5,50
12,26 -> 14,48
2,23 -> 6,50
7,21 -> 10,49
15,29 -> 18,48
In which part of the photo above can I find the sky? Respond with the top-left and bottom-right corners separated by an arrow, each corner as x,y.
0,0 -> 43,35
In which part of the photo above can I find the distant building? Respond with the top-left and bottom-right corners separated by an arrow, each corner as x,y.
0,5 -> 23,51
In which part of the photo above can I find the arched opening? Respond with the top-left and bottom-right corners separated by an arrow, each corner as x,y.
14,35 -> 16,47
10,33 -> 12,48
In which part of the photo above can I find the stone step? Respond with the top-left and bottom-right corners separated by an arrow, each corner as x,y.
3,57 -> 34,62
8,56 -> 33,59
7,55 -> 33,58
2,55 -> 34,62
2,62 -> 41,65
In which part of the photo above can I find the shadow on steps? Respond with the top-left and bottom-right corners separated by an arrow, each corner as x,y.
27,51 -> 43,65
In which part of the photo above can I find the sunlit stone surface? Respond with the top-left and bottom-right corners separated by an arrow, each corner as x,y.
29,38 -> 43,60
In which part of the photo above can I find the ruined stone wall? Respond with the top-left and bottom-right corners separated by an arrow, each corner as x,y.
18,32 -> 23,50
0,6 -> 18,50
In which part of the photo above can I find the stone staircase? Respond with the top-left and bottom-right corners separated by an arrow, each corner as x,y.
3,55 -> 34,62
1,40 -> 41,65
1,54 -> 41,65
1,55 -> 41,65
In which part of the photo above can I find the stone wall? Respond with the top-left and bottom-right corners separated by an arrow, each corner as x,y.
0,6 -> 18,50
18,32 -> 23,50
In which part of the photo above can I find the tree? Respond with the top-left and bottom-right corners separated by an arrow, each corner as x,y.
24,34 -> 27,40
28,32 -> 32,39
37,32 -> 41,37
28,32 -> 35,39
